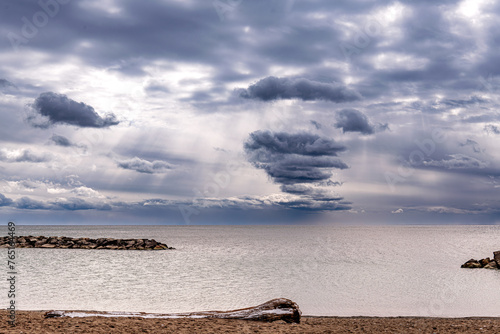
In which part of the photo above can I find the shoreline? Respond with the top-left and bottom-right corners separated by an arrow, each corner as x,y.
11,309 -> 500,319
3,311 -> 500,333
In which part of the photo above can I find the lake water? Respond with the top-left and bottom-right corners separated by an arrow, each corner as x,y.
2,225 -> 500,317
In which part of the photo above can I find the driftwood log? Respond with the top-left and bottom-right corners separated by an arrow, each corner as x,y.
44,298 -> 302,323
0,236 -> 173,250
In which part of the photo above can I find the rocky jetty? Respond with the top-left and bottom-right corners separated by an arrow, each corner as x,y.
45,298 -> 302,323
461,251 -> 500,269
0,236 -> 174,250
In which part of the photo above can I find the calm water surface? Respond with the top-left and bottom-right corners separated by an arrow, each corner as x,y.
2,225 -> 500,316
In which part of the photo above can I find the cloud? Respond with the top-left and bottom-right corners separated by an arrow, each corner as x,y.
50,134 -> 73,147
0,79 -> 16,90
244,130 -> 350,210
12,196 -> 111,211
268,194 -> 352,211
236,76 -> 362,102
244,131 -> 348,185
117,157 -> 174,174
462,113 -> 500,123
423,154 -> 488,169
391,208 -> 404,214
484,124 -> 500,135
53,198 -> 112,211
279,184 -> 347,204
245,130 -> 347,158
144,80 -> 170,94
27,92 -> 119,128
0,149 -> 51,163
137,193 -> 351,212
310,120 -> 322,129
441,96 -> 487,107
459,139 -> 482,153
334,109 -> 375,135
71,186 -> 105,198
260,155 -> 348,184
0,193 -> 13,206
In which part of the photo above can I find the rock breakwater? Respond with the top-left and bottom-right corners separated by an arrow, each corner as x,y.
461,250 -> 499,269
0,236 -> 174,250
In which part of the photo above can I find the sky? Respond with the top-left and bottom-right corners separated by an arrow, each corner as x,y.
0,0 -> 499,225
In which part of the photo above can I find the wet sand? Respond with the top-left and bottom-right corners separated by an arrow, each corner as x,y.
2,310 -> 500,333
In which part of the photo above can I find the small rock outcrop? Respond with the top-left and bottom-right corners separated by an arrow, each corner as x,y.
44,298 -> 302,323
0,236 -> 174,250
461,251 -> 499,269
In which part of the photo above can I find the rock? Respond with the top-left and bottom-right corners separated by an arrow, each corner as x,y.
479,258 -> 490,267
145,240 -> 157,248
484,261 -> 498,269
494,251 -> 500,264
40,244 -> 56,248
461,259 -> 482,268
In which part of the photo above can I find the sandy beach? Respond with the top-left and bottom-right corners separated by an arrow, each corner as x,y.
2,311 -> 500,333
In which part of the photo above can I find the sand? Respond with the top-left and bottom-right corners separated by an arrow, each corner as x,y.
2,311 -> 500,333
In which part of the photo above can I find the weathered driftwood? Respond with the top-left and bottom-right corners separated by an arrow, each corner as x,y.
461,250 -> 500,269
44,298 -> 302,323
0,236 -> 174,250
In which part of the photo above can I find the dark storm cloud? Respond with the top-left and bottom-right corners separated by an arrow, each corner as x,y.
117,157 -> 173,174
236,76 -> 362,102
260,155 -> 348,184
274,197 -> 352,211
245,130 -> 347,158
27,92 -> 119,128
334,109 -> 374,135
244,130 -> 349,184
245,130 -> 350,210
